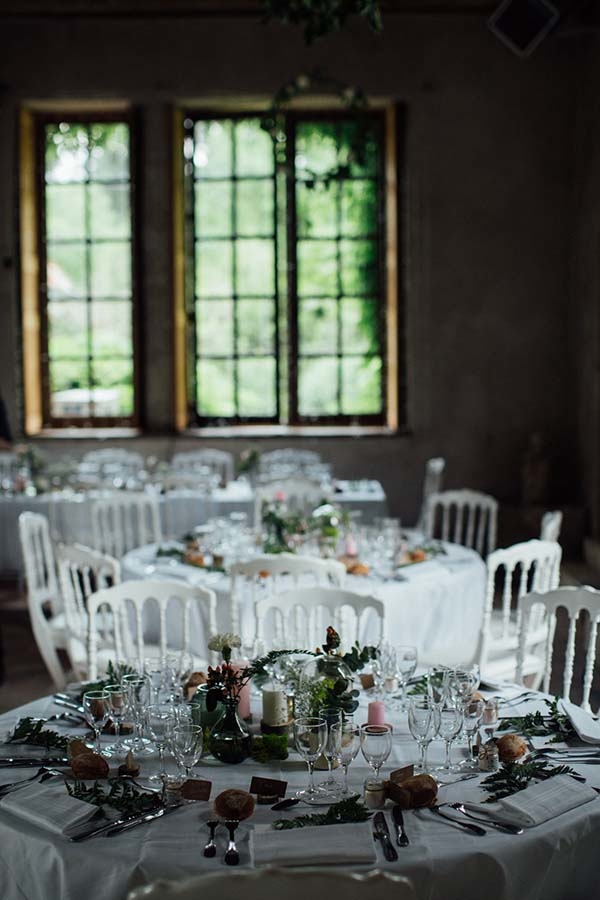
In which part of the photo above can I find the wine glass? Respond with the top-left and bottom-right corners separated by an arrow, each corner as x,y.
317,707 -> 343,797
435,705 -> 463,776
293,716 -> 327,803
104,683 -> 127,755
462,698 -> 484,767
407,697 -> 435,772
82,689 -> 110,757
360,724 -> 393,779
394,645 -> 418,709
122,674 -> 153,755
143,655 -> 165,704
331,719 -> 360,795
170,723 -> 203,780
427,665 -> 449,707
146,704 -> 176,784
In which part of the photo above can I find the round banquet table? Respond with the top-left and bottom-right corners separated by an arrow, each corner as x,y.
0,688 -> 599,900
121,539 -> 487,668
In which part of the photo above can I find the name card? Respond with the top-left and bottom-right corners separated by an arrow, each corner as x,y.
389,765 -> 414,784
181,779 -> 212,801
249,776 -> 287,799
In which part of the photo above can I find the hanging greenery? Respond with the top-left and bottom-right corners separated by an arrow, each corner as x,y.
263,0 -> 383,45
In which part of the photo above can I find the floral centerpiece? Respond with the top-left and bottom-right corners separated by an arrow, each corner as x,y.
309,502 -> 349,557
297,626 -> 378,718
236,447 -> 261,483
261,496 -> 308,554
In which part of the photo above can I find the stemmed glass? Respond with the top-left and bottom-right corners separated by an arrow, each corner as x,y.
318,707 -> 343,797
427,665 -> 449,707
82,689 -> 110,757
146,704 -> 175,784
144,655 -> 165,704
293,716 -> 327,803
104,684 -> 127,755
170,723 -> 203,780
360,724 -> 393,779
435,705 -> 463,777
331,719 -> 360,795
462,698 -> 484,767
394,645 -> 418,709
408,697 -> 435,772
122,674 -> 153,755
377,643 -> 397,702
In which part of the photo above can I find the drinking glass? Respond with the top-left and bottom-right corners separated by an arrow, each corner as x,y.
360,724 -> 393,779
317,707 -> 343,796
435,705 -> 463,775
447,668 -> 474,710
378,643 -> 397,702
394,645 -> 418,709
170,723 -> 203,779
146,704 -> 175,783
427,665 -> 449,707
82,689 -> 110,757
462,698 -> 484,767
104,683 -> 127,755
331,719 -> 360,795
122,673 -> 153,754
293,716 -> 327,802
407,697 -> 435,772
144,655 -> 165,703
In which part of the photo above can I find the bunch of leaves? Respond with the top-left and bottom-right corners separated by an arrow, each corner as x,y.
206,649 -> 308,708
72,661 -> 138,700
339,641 -> 378,674
263,0 -> 382,45
262,503 -> 308,554
407,675 -> 428,696
497,697 -> 575,743
5,717 -> 69,750
66,778 -> 161,815
273,795 -> 371,829
481,760 -> 576,803
250,733 -> 289,763
156,544 -> 184,560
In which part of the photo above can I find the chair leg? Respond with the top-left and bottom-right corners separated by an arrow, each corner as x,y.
30,620 -> 68,689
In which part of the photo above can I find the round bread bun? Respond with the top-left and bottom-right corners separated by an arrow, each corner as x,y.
386,773 -> 438,809
496,733 -> 527,762
213,788 -> 255,821
70,750 -> 110,779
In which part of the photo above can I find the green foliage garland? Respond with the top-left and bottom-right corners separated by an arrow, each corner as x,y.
481,760 -> 576,803
273,794 -> 371,828
263,0 -> 383,45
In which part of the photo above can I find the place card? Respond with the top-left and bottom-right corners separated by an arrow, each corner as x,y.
249,776 -> 287,799
389,765 -> 414,784
360,673 -> 375,690
181,779 -> 212,801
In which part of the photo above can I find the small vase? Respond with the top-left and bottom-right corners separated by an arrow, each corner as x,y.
209,697 -> 251,764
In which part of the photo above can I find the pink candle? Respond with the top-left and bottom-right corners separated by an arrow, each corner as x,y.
368,701 -> 386,726
230,662 -> 251,720
344,535 -> 358,557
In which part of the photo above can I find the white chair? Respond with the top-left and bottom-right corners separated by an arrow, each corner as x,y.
517,586 -> 600,712
229,553 -> 346,643
255,585 -> 385,650
478,539 -> 562,684
18,511 -> 66,688
86,579 -> 217,680
0,451 -> 17,486
424,488 -> 498,556
259,448 -> 322,479
127,869 -> 416,900
416,456 -> 445,531
254,477 -> 331,533
540,509 -> 563,542
171,449 -> 234,485
56,543 -> 121,680
82,448 -> 144,470
91,492 -> 163,558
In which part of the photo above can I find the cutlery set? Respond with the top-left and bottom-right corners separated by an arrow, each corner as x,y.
70,803 -> 183,841
203,819 -> 240,865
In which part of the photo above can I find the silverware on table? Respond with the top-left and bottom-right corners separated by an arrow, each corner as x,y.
437,773 -> 480,787
53,696 -> 85,714
203,820 -> 218,858
447,803 -> 523,835
224,819 -> 240,865
372,811 -> 398,861
428,805 -> 486,835
0,767 -> 62,796
106,803 -> 182,836
391,805 -> 409,847
0,757 -> 70,768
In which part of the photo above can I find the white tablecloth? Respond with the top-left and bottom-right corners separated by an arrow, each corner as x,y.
0,690 -> 599,900
122,540 -> 487,668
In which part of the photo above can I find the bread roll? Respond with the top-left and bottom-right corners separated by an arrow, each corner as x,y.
496,733 -> 527,762
213,789 -> 255,821
70,750 -> 110,779
385,774 -> 437,809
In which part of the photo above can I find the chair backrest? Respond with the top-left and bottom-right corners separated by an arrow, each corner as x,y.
86,578 -> 217,679
517,586 -> 600,712
254,478 -> 330,532
56,543 -> 121,679
171,449 -> 234,484
478,538 -> 562,674
0,451 -> 17,484
416,456 -> 446,530
424,488 -> 498,555
91,492 -> 163,558
540,509 -> 563,543
127,868 -> 416,900
82,448 -> 144,469
259,448 -> 322,479
229,554 -> 346,640
255,585 -> 385,649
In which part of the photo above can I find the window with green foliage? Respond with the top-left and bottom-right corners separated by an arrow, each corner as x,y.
38,116 -> 137,427
184,111 -> 389,426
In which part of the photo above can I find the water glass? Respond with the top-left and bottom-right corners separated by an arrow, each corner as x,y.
170,723 -> 203,779
360,724 -> 393,779
146,704 -> 176,783
427,665 -> 449,707
407,697 -> 435,772
462,698 -> 484,767
317,707 -> 343,796
82,689 -> 110,757
435,705 -> 463,775
122,673 -> 153,754
293,717 -> 327,802
331,719 -> 360,795
104,683 -> 127,755
394,645 -> 418,709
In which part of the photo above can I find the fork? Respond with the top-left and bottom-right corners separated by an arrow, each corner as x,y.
203,820 -> 218,858
0,767 -> 61,797
224,820 -> 240,865
447,803 -> 523,835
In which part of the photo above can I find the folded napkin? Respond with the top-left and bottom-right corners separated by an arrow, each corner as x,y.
0,781 -> 98,835
469,775 -> 597,827
561,700 -> 600,745
253,823 -> 377,867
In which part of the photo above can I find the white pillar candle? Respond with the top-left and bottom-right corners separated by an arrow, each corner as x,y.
262,689 -> 289,726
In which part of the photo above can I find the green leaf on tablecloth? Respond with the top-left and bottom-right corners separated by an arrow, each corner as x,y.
272,795 -> 371,829
66,778 -> 161,815
497,697 -> 575,743
5,717 -> 69,750
481,760 -> 576,802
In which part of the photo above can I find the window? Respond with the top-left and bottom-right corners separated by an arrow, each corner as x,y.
21,110 -> 138,430
180,109 -> 398,428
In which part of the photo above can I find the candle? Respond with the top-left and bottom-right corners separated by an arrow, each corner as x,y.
229,662 -> 251,720
262,689 -> 288,726
344,535 -> 358,557
363,778 -> 386,809
368,701 -> 386,726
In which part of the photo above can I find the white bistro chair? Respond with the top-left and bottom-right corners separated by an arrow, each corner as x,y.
540,509 -> 563,542
86,579 -> 217,680
517,586 -> 600,713
171,449 -> 234,485
424,488 -> 498,556
56,543 -> 121,681
91,492 -> 163,558
416,456 -> 446,531
18,511 -> 66,688
477,539 -> 562,684
259,448 -> 323,479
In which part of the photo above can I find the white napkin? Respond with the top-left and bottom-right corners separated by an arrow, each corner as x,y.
469,775 -> 597,827
0,781 -> 99,835
253,823 -> 377,867
560,700 -> 600,744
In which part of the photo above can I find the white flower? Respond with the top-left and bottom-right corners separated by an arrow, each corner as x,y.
295,74 -> 310,90
208,633 -> 242,652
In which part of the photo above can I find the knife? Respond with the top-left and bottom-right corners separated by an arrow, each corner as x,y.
54,697 -> 86,714
429,805 -> 486,835
392,805 -> 409,847
373,811 -> 398,861
105,803 -> 182,836
0,757 -> 70,768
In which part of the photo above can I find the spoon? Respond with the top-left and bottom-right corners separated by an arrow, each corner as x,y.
224,819 -> 240,865
203,820 -> 218,858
